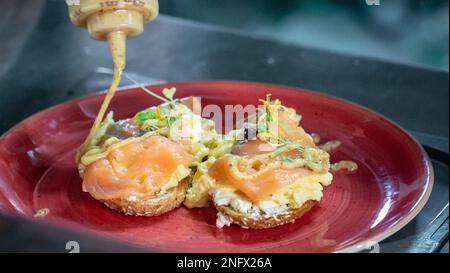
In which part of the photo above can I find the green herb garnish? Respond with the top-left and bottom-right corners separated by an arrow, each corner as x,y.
162,87 -> 177,101
135,110 -> 156,123
258,93 -> 274,132
165,116 -> 176,126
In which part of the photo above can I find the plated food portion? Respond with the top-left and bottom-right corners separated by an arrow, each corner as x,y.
207,98 -> 334,229
0,81 -> 433,252
76,88 -> 355,229
77,95 -> 216,216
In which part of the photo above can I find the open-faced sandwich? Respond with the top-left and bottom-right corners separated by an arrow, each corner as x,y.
186,95 -> 334,229
77,90 -> 219,216
77,87 -> 353,229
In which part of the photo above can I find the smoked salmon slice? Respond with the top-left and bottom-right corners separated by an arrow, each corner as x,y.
83,135 -> 194,200
209,136 -> 316,203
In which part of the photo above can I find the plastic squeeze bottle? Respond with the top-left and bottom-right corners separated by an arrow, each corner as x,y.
68,0 -> 158,70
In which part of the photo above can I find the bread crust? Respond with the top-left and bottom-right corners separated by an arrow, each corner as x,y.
101,179 -> 188,216
215,200 -> 317,229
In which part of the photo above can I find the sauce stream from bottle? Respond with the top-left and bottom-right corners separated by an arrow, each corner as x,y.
76,31 -> 126,162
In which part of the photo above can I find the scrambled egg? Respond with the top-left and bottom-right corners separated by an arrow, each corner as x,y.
184,129 -> 242,208
210,171 -> 333,218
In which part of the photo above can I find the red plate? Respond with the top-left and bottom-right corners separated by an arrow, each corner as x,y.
0,81 -> 433,252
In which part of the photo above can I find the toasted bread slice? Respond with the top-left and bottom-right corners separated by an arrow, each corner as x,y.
215,200 -> 317,229
101,178 -> 189,216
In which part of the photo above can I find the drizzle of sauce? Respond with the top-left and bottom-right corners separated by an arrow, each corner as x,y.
313,134 -> 358,172
310,133 -> 321,144
319,140 -> 341,152
34,208 -> 50,218
76,31 -> 127,162
331,160 -> 358,172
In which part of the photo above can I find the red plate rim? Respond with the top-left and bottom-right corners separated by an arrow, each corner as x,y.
0,80 -> 434,253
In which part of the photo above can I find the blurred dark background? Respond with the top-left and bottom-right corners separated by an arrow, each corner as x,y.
0,0 -> 448,79
158,0 -> 449,70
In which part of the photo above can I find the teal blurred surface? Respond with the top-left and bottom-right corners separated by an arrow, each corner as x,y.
160,0 -> 449,70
